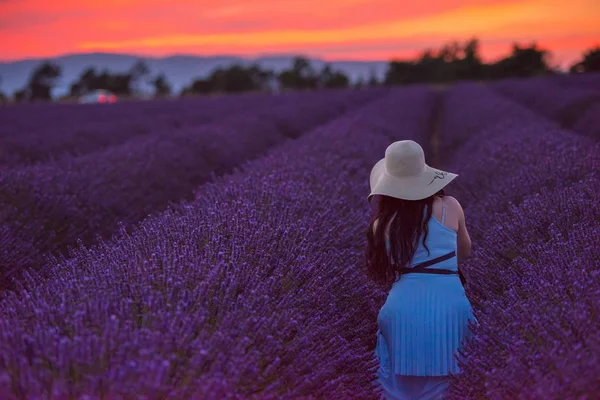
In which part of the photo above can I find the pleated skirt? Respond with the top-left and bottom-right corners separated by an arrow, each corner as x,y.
374,274 -> 476,381
372,373 -> 450,400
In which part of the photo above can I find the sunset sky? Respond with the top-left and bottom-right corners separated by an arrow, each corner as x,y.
1,0 -> 599,67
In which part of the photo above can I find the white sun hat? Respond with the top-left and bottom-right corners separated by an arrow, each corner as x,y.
368,140 -> 458,201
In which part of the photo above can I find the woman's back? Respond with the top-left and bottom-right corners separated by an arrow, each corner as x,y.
378,235 -> 473,377
408,197 -> 458,271
377,196 -> 474,376
383,196 -> 467,273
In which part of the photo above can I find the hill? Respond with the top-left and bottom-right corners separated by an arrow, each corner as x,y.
0,52 -> 388,97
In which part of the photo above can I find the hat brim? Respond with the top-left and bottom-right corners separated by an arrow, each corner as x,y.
367,158 -> 458,202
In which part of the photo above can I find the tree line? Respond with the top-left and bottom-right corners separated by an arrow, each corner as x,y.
2,39 -> 599,103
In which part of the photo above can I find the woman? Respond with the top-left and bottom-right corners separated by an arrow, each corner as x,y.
366,140 -> 476,400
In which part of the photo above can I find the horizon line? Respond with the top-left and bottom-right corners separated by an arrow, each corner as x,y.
0,39 -> 573,65
0,50 -> 393,64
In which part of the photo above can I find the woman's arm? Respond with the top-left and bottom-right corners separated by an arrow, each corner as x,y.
446,196 -> 472,264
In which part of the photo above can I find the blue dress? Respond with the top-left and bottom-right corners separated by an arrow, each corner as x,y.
373,203 -> 476,399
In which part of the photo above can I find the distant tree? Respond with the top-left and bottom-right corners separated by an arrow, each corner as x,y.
69,66 -> 134,97
180,78 -> 214,96
278,56 -> 319,90
487,43 -> 554,79
384,60 -> 418,85
181,64 -> 274,96
129,59 -> 151,95
353,76 -> 366,89
385,39 -> 554,85
0,75 -> 5,103
130,59 -> 150,79
69,67 -> 97,97
454,38 -> 485,81
385,38 -> 486,85
318,65 -> 349,89
367,69 -> 380,86
106,71 -> 133,95
153,74 -> 171,97
80,67 -> 96,85
246,64 -> 274,92
414,49 -> 448,82
14,89 -> 28,102
211,64 -> 261,93
438,41 -> 463,62
569,46 -> 600,73
21,61 -> 62,101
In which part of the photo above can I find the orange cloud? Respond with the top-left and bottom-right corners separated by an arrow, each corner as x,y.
0,0 -> 598,66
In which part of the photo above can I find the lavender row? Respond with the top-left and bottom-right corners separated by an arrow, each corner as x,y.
449,179 -> 599,400
572,102 -> 600,140
0,92 -> 295,138
438,83 -> 538,156
550,72 -> 600,91
0,86 -> 437,399
491,78 -> 600,139
0,88 -> 383,289
449,170 -> 599,399
440,84 -> 595,214
439,86 -> 599,398
0,90 -> 370,168
444,97 -> 598,297
442,84 -> 598,303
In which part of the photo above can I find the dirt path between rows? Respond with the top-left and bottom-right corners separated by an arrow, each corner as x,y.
429,84 -> 450,168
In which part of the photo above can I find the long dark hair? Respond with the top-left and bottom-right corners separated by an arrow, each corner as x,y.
366,190 -> 445,286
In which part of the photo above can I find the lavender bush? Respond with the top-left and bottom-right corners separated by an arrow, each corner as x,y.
551,72 -> 600,91
438,83 -> 539,156
0,93 -> 285,168
438,88 -> 595,220
439,85 -> 600,399
0,86 -> 436,399
446,119 -> 597,217
492,78 -> 600,138
0,89 -> 382,288
449,177 -> 600,400
572,102 -> 600,140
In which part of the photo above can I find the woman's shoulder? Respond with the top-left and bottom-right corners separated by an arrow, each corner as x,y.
441,195 -> 464,213
442,195 -> 460,205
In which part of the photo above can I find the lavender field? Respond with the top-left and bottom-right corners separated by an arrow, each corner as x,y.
0,77 -> 598,399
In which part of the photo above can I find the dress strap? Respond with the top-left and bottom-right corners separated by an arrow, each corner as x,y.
441,197 -> 447,224
399,251 -> 458,275
399,251 -> 464,284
